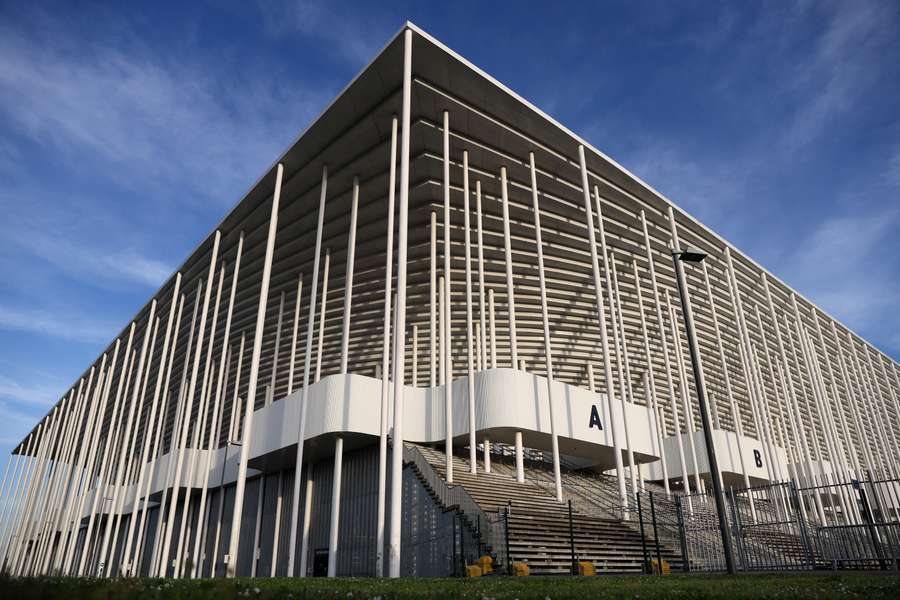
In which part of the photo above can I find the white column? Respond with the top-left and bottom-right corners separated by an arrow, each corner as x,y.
430,210 -> 437,387
287,165 -> 328,577
315,249 -> 331,382
120,274 -> 183,575
462,151 -> 477,474
287,274 -> 304,395
442,110 -> 455,480
173,261 -> 227,578
529,152 -> 562,501
666,293 -> 705,496
328,175 -> 359,577
639,211 -> 689,503
514,431 -> 524,483
388,27 -> 411,578
632,260 -> 670,497
488,289 -> 497,368
97,299 -> 158,576
412,325 -> 418,387
375,115 -> 398,578
268,291 -> 286,405
190,237 -> 246,577
500,167 -> 518,369
440,275 -> 453,483
226,164 -> 284,576
609,252 -> 638,497
702,261 -> 752,506
587,173 -> 626,511
270,471 -> 284,577
476,180 -> 488,372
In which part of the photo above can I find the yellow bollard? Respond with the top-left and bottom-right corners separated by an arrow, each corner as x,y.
578,561 -> 596,576
478,555 -> 493,575
512,561 -> 531,576
465,564 -> 482,577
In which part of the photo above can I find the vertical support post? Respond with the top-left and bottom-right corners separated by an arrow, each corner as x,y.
442,110 -> 455,480
587,172 -> 626,510
388,26 -> 412,579
315,249 -> 331,382
430,210 -> 437,388
226,164 -> 284,577
462,151 -> 477,474
500,166 -> 518,369
633,261 -> 670,497
640,210 -> 690,505
287,165 -> 328,577
476,181 -> 488,373
529,152 -> 562,501
375,116 -> 398,577
287,274 -> 304,395
488,289 -> 497,369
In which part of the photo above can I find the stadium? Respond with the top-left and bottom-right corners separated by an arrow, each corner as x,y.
1,22 -> 898,579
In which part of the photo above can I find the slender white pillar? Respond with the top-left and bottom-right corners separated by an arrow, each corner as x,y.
270,471 -> 283,577
666,294 -> 705,496
488,289 -> 497,368
412,325 -> 418,387
189,237 -> 245,578
287,274 -> 304,395
440,275 -> 453,483
226,164 -> 284,577
174,262 -> 226,578
315,249 -> 331,382
528,152 -> 562,500
388,27 -> 412,578
500,167 -> 518,369
462,152 -> 478,474
120,274 -> 182,575
609,252 -> 638,497
632,260 -> 670,497
287,165 -> 328,578
299,468 -> 314,577
476,180 -> 488,372
430,209 -> 437,387
588,175 -> 626,510
442,110 -> 456,480
78,326 -> 136,576
703,262 -> 752,495
514,431 -> 524,483
268,291 -> 286,404
97,301 -> 158,576
327,175 -> 359,577
327,437 -> 343,578
640,211 -> 689,502
375,115 -> 398,577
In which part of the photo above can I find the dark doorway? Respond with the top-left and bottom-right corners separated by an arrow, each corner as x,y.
313,548 -> 328,577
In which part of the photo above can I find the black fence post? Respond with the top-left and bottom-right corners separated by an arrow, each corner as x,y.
650,491 -> 662,575
637,492 -> 649,574
568,499 -> 577,575
791,482 -> 814,570
504,506 -> 512,576
727,487 -> 745,572
676,495 -> 690,572
859,485 -> 886,570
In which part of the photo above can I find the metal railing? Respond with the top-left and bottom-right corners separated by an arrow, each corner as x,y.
403,444 -> 508,572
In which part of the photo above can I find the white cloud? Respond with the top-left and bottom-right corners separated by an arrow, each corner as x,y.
0,374 -> 66,408
0,304 -> 119,344
0,10 -> 329,206
258,0 -> 391,66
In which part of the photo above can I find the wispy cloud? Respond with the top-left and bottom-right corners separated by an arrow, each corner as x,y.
0,374 -> 67,408
258,0 -> 392,66
0,304 -> 119,344
0,8 -> 330,206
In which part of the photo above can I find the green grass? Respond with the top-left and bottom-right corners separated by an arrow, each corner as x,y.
2,572 -> 899,599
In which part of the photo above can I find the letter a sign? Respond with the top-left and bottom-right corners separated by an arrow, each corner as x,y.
589,405 -> 604,431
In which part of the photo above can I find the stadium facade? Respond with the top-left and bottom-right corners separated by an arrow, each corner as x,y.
1,23 -> 899,578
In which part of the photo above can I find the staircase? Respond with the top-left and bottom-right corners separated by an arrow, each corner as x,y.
412,444 -> 684,574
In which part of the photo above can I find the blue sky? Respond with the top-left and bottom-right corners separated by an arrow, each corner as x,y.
1,0 -> 899,461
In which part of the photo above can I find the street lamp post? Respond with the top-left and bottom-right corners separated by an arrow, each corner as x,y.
667,208 -> 736,575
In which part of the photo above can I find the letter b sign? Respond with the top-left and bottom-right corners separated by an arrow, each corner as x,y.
753,449 -> 763,468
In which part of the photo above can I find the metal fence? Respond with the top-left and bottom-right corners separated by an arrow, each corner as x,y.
637,476 -> 900,574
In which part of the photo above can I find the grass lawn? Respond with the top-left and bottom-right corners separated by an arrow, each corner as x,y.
2,572 -> 899,599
